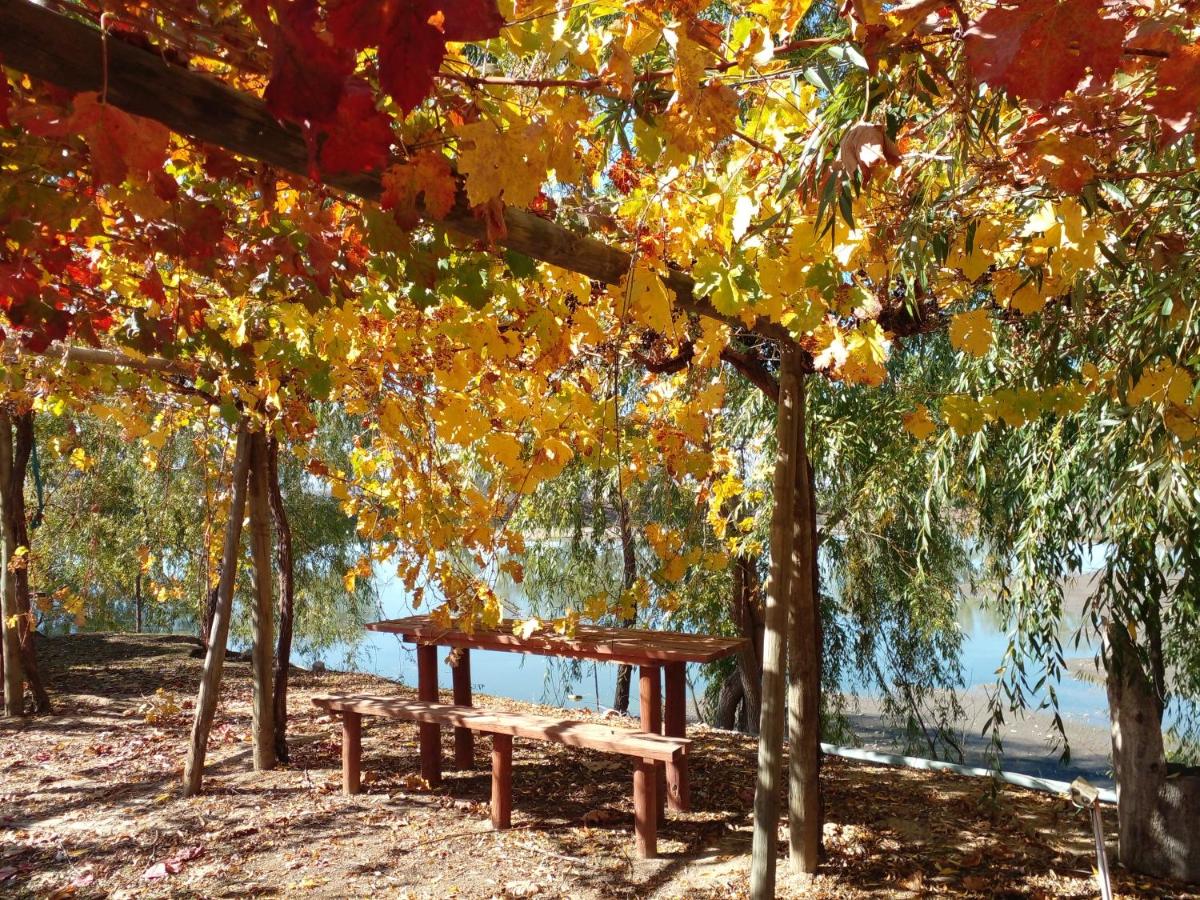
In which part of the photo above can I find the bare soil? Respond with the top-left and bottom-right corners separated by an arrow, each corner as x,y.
1,633 -> 1196,899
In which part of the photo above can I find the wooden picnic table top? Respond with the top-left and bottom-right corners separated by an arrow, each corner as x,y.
365,614 -> 746,666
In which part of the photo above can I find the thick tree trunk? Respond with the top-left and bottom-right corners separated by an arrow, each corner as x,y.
10,412 -> 48,712
750,344 -> 801,900
612,492 -> 638,715
1106,621 -> 1200,883
787,375 -> 822,874
714,669 -> 745,730
0,411 -> 23,717
246,430 -> 276,771
266,436 -> 295,763
183,421 -> 252,796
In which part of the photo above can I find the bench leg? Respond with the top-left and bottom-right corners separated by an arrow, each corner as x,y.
639,665 -> 665,825
664,661 -> 689,811
342,711 -> 362,795
491,733 -> 512,830
452,649 -> 474,769
417,644 -> 442,787
633,757 -> 657,859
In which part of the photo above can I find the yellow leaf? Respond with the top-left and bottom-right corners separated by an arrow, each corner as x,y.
949,308 -> 993,357
903,405 -> 936,440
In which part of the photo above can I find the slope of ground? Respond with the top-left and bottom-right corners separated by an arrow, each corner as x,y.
0,633 -> 1195,899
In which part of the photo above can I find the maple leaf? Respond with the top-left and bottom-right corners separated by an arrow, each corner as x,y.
326,0 -> 504,114
261,0 -> 355,126
903,405 -> 937,440
381,150 -> 458,228
949,308 -> 993,357
317,83 -> 393,175
964,0 -> 1125,106
68,92 -> 171,188
1148,43 -> 1200,143
837,121 -> 902,182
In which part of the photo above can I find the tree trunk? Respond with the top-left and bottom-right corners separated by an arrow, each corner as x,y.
612,492 -> 638,715
787,375 -> 822,875
183,420 -> 252,796
0,410 -> 23,717
714,669 -> 745,730
731,554 -> 764,736
266,436 -> 295,763
135,571 -> 143,634
750,343 -> 801,900
246,429 -> 276,772
1106,621 -> 1200,883
10,412 -> 49,712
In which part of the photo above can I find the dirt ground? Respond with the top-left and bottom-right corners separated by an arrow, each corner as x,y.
1,634 -> 1196,899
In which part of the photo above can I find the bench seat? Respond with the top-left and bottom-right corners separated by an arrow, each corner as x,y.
312,693 -> 688,858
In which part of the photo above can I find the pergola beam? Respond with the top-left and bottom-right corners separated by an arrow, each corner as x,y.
0,0 -> 784,341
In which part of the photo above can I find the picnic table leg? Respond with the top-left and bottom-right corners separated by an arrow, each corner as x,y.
633,757 -> 657,859
639,665 -> 665,825
451,649 -> 474,769
663,661 -> 689,811
416,643 -> 442,787
342,711 -> 361,795
491,733 -> 512,830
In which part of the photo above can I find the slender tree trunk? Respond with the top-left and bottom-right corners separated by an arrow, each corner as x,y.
750,344 -> 801,900
246,429 -> 276,771
10,413 -> 48,712
1106,621 -> 1200,883
183,420 -> 252,796
612,492 -> 638,714
787,375 -> 822,875
201,584 -> 218,645
0,411 -> 23,717
266,436 -> 295,763
134,571 -> 143,633
731,554 -> 763,736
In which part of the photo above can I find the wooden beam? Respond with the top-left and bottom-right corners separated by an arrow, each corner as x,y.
0,0 -> 781,342
2,342 -> 214,381
311,695 -> 690,762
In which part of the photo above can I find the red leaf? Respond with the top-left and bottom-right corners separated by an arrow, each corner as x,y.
1148,42 -> 1200,143
317,82 -> 393,174
964,0 -> 1125,106
329,0 -> 504,115
68,92 -> 171,187
0,56 -> 11,129
262,0 -> 354,126
325,0 -> 386,50
379,7 -> 450,115
436,0 -> 506,42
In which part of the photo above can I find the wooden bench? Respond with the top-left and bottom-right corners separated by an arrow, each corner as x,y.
312,693 -> 689,858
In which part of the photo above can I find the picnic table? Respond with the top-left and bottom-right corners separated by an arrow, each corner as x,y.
366,614 -> 746,812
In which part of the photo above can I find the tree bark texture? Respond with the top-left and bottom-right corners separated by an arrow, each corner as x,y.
9,412 -> 49,712
787,376 -> 822,875
750,344 -> 802,900
266,436 -> 295,763
0,410 -> 23,717
183,420 -> 252,795
1106,621 -> 1200,883
731,553 -> 764,736
612,493 -> 639,714
246,429 -> 277,772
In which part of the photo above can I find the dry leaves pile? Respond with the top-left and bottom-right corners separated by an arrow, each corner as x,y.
0,634 -> 1196,899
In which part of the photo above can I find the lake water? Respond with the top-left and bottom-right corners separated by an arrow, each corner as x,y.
316,568 -> 1119,744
